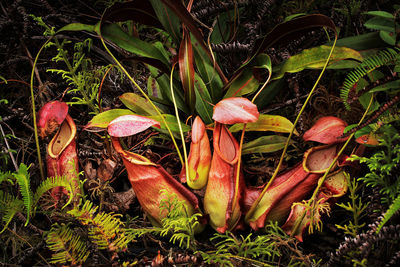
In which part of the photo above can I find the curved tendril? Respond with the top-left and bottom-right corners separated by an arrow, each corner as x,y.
245,32 -> 338,223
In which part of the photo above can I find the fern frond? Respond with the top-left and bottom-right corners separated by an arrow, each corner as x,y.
89,211 -> 124,249
340,48 -> 400,110
34,175 -> 74,209
378,111 -> 400,124
123,227 -> 162,239
0,190 -> 24,233
11,163 -> 33,226
68,199 -> 98,220
376,194 -> 400,233
68,200 -> 128,251
46,223 -> 89,265
200,229 -> 283,266
112,229 -> 141,249
0,170 -> 13,184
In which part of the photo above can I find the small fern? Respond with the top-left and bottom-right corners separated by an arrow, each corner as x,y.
34,175 -> 75,209
348,125 -> 400,204
336,172 -> 369,237
340,47 -> 400,110
0,165 -> 78,233
122,190 -> 203,252
0,190 -> 24,233
198,222 -> 308,266
158,189 -> 201,250
32,15 -> 113,114
11,164 -> 33,226
46,223 -> 90,265
0,170 -> 13,184
376,193 -> 400,233
68,200 -> 128,251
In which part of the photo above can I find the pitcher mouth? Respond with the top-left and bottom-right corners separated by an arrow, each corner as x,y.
48,115 -> 76,159
302,144 -> 338,174
213,122 -> 239,165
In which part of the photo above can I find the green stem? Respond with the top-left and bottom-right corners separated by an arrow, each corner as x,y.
232,70 -> 272,215
30,37 -> 54,181
169,64 -> 188,180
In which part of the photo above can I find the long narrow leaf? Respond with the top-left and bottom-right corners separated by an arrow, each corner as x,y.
273,46 -> 363,80
101,23 -> 169,66
192,33 -> 224,102
224,54 -> 271,98
150,0 -> 181,43
194,74 -> 214,124
242,135 -> 290,155
229,14 -> 337,85
103,1 -> 163,29
147,65 -> 190,114
85,109 -> 134,130
179,29 -> 196,113
120,92 -> 159,116
160,0 -> 228,83
229,114 -> 298,135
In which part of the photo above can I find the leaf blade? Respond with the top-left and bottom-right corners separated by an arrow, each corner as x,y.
229,114 -> 298,135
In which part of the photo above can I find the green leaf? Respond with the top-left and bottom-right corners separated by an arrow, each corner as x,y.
354,125 -> 373,140
229,114 -> 298,135
329,32 -> 387,51
101,23 -> 169,66
326,60 -> 362,69
57,23 -> 95,33
194,74 -> 214,124
273,46 -> 362,79
283,13 -> 308,22
179,29 -> 196,113
224,69 -> 259,98
210,9 -> 239,43
147,76 -> 167,104
85,109 -> 134,129
158,0 -> 208,58
244,14 -> 337,70
359,93 -> 379,114
242,135 -> 290,155
254,53 -> 272,73
364,17 -> 395,32
379,30 -> 396,46
102,1 -> 163,29
192,34 -> 223,102
147,65 -> 189,114
225,54 -> 272,98
365,11 -> 394,19
12,163 -> 32,226
369,79 -> 400,93
120,93 -> 159,116
149,114 -> 190,133
253,80 -> 285,110
150,0 -> 181,43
